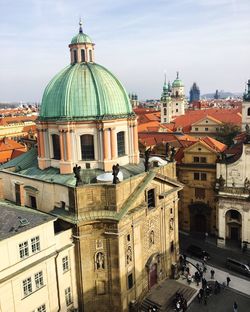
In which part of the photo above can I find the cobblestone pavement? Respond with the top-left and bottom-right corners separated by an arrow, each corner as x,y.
187,287 -> 250,312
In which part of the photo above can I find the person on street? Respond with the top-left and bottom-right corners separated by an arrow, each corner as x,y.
210,269 -> 215,279
227,276 -> 231,287
233,301 -> 238,312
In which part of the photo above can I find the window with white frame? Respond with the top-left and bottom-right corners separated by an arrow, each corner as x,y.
19,241 -> 29,259
34,271 -> 44,289
31,236 -> 40,253
23,277 -> 32,297
65,287 -> 73,306
62,256 -> 69,272
19,236 -> 41,260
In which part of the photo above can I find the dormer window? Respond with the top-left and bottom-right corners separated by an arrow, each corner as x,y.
81,49 -> 85,62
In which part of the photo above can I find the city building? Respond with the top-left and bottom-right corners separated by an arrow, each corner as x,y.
0,201 -> 78,312
0,137 -> 27,164
216,79 -> 250,250
189,82 -> 200,103
176,137 -> 226,234
161,73 -> 186,124
0,23 -> 182,312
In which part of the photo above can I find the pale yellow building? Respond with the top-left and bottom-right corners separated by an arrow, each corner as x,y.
0,201 -> 78,312
177,137 -> 226,234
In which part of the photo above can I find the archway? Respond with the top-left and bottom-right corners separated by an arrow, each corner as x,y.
145,253 -> 160,289
225,210 -> 242,242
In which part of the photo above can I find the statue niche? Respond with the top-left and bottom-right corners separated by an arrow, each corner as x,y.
95,252 -> 105,270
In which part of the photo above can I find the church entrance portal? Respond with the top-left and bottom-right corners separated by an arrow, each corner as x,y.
149,264 -> 157,288
225,210 -> 242,246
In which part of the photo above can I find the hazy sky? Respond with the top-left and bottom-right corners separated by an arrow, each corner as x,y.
0,0 -> 250,102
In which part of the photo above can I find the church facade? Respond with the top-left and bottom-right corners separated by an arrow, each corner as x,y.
0,24 -> 182,312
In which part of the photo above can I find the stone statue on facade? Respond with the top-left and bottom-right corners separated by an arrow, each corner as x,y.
73,164 -> 82,186
96,252 -> 105,269
112,163 -> 120,184
126,246 -> 132,264
244,177 -> 250,190
170,146 -> 176,162
165,142 -> 170,159
144,148 -> 151,172
218,174 -> 225,189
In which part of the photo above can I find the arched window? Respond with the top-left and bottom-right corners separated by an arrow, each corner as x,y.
81,49 -> 85,62
248,107 -> 250,116
164,108 -> 167,115
117,131 -> 125,157
81,135 -> 94,160
73,50 -> 77,63
52,134 -> 61,160
176,91 -> 179,97
89,50 -> 93,62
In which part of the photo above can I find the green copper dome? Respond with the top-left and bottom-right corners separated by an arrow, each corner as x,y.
71,32 -> 92,44
172,72 -> 184,88
39,63 -> 133,121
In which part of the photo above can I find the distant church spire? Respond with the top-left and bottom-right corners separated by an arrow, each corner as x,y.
176,71 -> 179,79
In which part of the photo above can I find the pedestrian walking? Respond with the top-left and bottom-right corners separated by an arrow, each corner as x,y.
210,269 -> 215,279
204,294 -> 207,306
233,301 -> 238,312
205,232 -> 208,241
182,299 -> 187,311
197,292 -> 202,303
226,276 -> 231,287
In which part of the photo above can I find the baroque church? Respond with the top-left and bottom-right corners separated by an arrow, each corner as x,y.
160,73 -> 186,124
0,23 -> 182,312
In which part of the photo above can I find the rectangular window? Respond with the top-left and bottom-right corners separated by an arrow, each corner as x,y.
205,128 -> 208,131
81,49 -> 85,62
194,172 -> 200,180
19,241 -> 29,259
193,157 -> 199,163
200,157 -> 207,163
37,304 -> 46,312
195,127 -> 198,131
176,109 -> 178,112
65,287 -> 73,306
23,277 -> 32,297
73,50 -> 77,63
193,172 -> 207,181
31,236 -> 40,253
201,173 -> 207,181
62,256 -> 69,272
117,131 -> 125,156
34,271 -> 44,289
128,273 -> 133,289
195,188 -> 205,199
147,189 -> 155,209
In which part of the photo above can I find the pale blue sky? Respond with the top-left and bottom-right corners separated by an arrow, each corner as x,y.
0,0 -> 250,102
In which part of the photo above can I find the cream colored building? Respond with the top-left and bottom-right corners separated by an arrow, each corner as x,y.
0,201 -> 78,312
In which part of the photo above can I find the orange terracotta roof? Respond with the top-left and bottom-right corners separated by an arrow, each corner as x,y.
170,108 -> 241,133
200,136 -> 227,152
0,138 -> 26,151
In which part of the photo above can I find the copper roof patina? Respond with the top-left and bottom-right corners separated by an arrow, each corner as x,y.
39,63 -> 133,121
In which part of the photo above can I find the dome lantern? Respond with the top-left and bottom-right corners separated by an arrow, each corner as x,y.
69,21 -> 95,64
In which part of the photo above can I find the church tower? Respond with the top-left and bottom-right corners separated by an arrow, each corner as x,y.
242,79 -> 250,131
171,72 -> 185,116
160,75 -> 172,124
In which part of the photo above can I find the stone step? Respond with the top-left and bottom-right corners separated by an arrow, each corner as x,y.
140,297 -> 162,312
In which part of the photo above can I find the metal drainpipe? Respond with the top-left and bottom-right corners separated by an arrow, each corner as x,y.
55,251 -> 61,312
